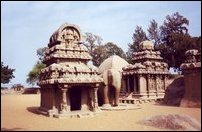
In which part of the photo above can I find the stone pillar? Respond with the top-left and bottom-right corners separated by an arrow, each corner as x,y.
155,75 -> 159,97
48,86 -> 58,117
146,74 -> 150,97
147,75 -> 156,99
93,85 -> 99,111
127,76 -> 131,93
88,88 -> 94,110
122,76 -> 127,93
52,87 -> 56,110
60,85 -> 70,114
164,75 -> 167,90
138,74 -> 147,98
133,75 -> 137,93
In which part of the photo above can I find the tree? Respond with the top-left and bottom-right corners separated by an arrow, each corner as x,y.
83,32 -> 103,56
1,62 -> 15,84
92,45 -> 105,67
159,12 -> 190,69
26,47 -> 47,86
37,47 -> 48,61
93,42 -> 127,66
127,26 -> 148,63
191,36 -> 201,52
26,62 -> 46,86
127,12 -> 201,70
148,19 -> 161,46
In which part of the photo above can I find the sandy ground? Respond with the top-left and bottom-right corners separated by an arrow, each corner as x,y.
1,94 -> 201,131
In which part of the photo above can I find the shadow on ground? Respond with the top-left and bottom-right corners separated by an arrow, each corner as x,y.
27,106 -> 40,115
1,128 -> 24,131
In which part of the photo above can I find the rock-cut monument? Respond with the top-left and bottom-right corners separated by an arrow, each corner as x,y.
180,49 -> 201,107
37,23 -> 103,118
122,41 -> 170,101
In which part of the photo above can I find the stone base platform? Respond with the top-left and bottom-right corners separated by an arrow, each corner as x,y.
100,103 -> 141,111
119,98 -> 164,104
180,98 -> 201,108
37,108 -> 102,118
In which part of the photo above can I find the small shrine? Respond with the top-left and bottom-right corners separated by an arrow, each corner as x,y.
122,41 -> 170,100
37,23 -> 103,118
180,49 -> 201,107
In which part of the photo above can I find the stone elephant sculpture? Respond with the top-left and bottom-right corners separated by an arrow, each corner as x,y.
97,55 -> 129,107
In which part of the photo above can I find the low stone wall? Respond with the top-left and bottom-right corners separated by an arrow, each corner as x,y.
119,98 -> 162,105
23,88 -> 40,94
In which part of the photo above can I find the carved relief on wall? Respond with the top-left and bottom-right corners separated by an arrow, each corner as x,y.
59,27 -> 80,46
156,75 -> 164,91
154,62 -> 161,71
148,75 -> 156,91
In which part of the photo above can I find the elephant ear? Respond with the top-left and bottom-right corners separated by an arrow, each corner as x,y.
98,55 -> 129,73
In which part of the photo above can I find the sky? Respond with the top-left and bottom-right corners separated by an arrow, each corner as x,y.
1,1 -> 201,87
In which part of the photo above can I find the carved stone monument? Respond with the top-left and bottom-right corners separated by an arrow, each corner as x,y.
180,49 -> 201,107
122,41 -> 170,100
97,55 -> 129,107
37,23 -> 103,118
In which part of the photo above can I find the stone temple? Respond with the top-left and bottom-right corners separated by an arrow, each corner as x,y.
37,23 -> 103,118
180,49 -> 201,107
122,41 -> 170,102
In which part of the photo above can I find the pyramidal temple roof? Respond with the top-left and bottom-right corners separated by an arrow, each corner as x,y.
38,23 -> 103,85
123,41 -> 169,75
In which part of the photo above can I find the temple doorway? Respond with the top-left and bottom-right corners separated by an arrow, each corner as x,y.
133,76 -> 139,93
128,75 -> 134,92
69,87 -> 82,111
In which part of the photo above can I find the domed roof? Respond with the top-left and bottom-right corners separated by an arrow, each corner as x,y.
98,55 -> 129,73
48,23 -> 82,47
139,40 -> 154,51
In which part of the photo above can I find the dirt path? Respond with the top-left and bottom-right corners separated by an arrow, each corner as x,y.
1,94 -> 201,131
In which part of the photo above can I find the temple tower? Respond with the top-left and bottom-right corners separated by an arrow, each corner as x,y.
122,41 -> 170,100
37,23 -> 103,118
180,49 -> 201,107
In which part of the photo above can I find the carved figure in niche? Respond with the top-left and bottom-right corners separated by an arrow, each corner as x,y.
149,75 -> 155,91
73,30 -> 80,42
65,29 -> 74,43
156,76 -> 163,90
60,28 -> 75,45
187,55 -> 196,63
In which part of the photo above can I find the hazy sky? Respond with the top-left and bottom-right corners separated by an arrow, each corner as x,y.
1,1 -> 201,87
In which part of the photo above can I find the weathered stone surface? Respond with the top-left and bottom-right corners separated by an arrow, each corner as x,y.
98,55 -> 129,107
122,41 -> 170,101
163,76 -> 184,106
180,49 -> 201,108
38,23 -> 103,118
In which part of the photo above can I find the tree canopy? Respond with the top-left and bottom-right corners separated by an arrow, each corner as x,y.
84,32 -> 126,66
127,12 -> 201,70
26,62 -> 45,86
83,32 -> 103,56
1,62 -> 15,84
26,47 -> 47,86
93,42 -> 127,66
127,26 -> 148,63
